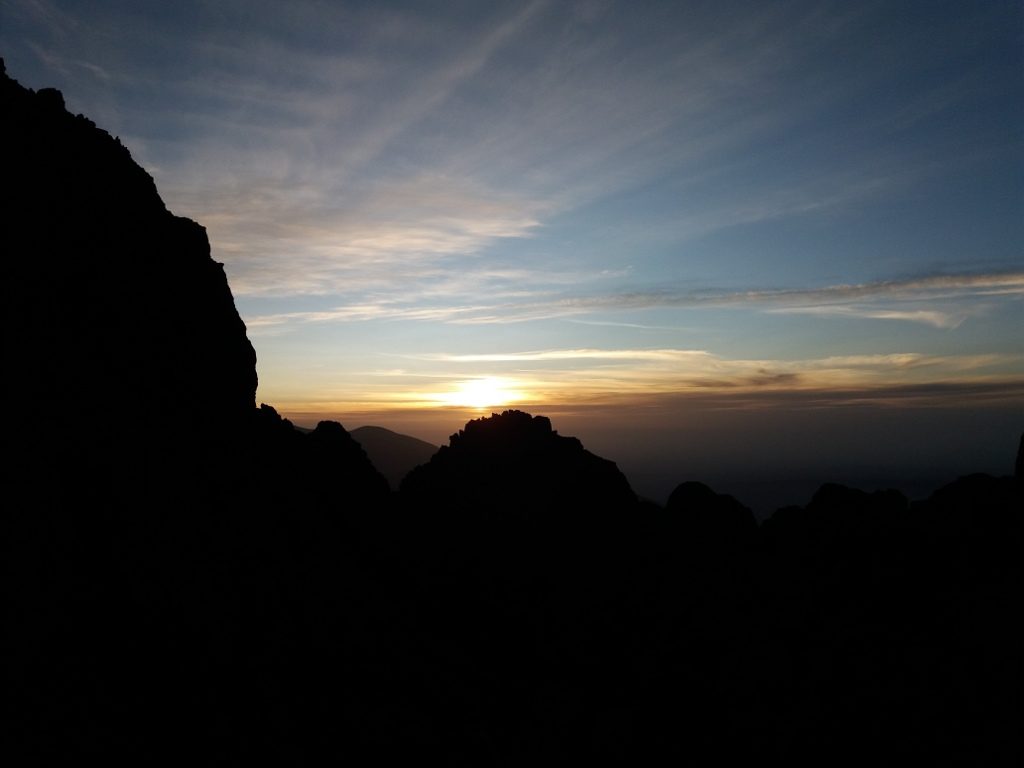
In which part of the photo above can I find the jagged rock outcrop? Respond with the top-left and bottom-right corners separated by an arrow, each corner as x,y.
3,61 -> 257,421
2,58 -> 258,508
400,409 -> 637,520
239,404 -> 390,508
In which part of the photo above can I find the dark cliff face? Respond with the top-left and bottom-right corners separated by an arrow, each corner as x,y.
0,59 -> 392,513
1,59 -> 257,446
0,59 -> 394,513
1,61 -> 390,761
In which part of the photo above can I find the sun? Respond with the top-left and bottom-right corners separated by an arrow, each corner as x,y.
438,377 -> 523,409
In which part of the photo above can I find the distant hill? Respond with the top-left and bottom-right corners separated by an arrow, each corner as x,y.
350,425 -> 438,490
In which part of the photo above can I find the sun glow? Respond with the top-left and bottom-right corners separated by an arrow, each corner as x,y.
436,377 -> 525,409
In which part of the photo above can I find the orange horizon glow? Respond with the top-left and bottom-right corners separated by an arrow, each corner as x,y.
257,352 -> 1024,416
263,372 -> 1024,447
429,376 -> 529,410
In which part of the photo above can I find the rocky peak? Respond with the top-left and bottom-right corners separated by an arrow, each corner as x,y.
401,410 -> 636,517
2,62 -> 257,442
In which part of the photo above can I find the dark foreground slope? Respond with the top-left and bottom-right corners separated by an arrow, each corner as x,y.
1,61 -> 389,762
2,62 -> 1019,765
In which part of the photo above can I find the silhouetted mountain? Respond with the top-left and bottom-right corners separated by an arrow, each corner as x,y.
2,61 -> 390,762
665,480 -> 758,542
401,409 -> 636,516
350,425 -> 438,490
235,404 -> 389,507
2,58 -> 259,515
2,60 -> 1019,765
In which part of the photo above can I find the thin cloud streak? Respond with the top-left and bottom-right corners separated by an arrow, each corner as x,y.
112,2 -> 956,299
447,271 -> 1024,325
409,349 -> 1012,369
19,0 -> 1007,309
550,272 -> 1024,311
413,349 -> 714,363
242,270 -> 1024,329
263,348 -> 1024,416
766,306 -> 967,329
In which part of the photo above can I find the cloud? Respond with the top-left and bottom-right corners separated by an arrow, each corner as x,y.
413,348 -> 1014,391
415,349 -> 1011,370
731,272 -> 1024,304
567,318 -> 685,330
449,270 -> 1024,325
87,1 -> 945,303
765,306 -> 967,329
259,343 -> 1024,416
245,302 -> 496,329
411,349 -> 713,363
318,0 -> 549,177
9,0 -> 1020,429
16,0 -> 1001,316
549,272 -> 1024,311
178,170 -> 556,297
240,269 -> 1024,330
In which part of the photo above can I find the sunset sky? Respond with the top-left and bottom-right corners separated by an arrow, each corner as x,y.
3,1 -> 1021,504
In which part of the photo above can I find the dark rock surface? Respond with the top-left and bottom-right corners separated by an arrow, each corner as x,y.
401,409 -> 637,517
2,57 -> 260,519
2,59 -> 256,426
666,480 -> 758,542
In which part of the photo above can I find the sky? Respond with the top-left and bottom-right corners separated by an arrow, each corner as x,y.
3,0 -> 1022,507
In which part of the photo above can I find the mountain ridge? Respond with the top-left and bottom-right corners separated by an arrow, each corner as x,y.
2,60 -> 1019,764
349,425 -> 438,490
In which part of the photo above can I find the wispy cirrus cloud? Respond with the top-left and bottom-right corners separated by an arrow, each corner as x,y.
188,171 -> 554,297
48,0 -> 957,304
6,0 -> 1021,430
242,270 -> 1024,330
17,0 -> 1006,310
402,348 -> 1017,378
766,306 -> 967,329
414,349 -> 714,363
540,271 -> 1024,312
448,270 -> 1024,326
245,303 -> 497,329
